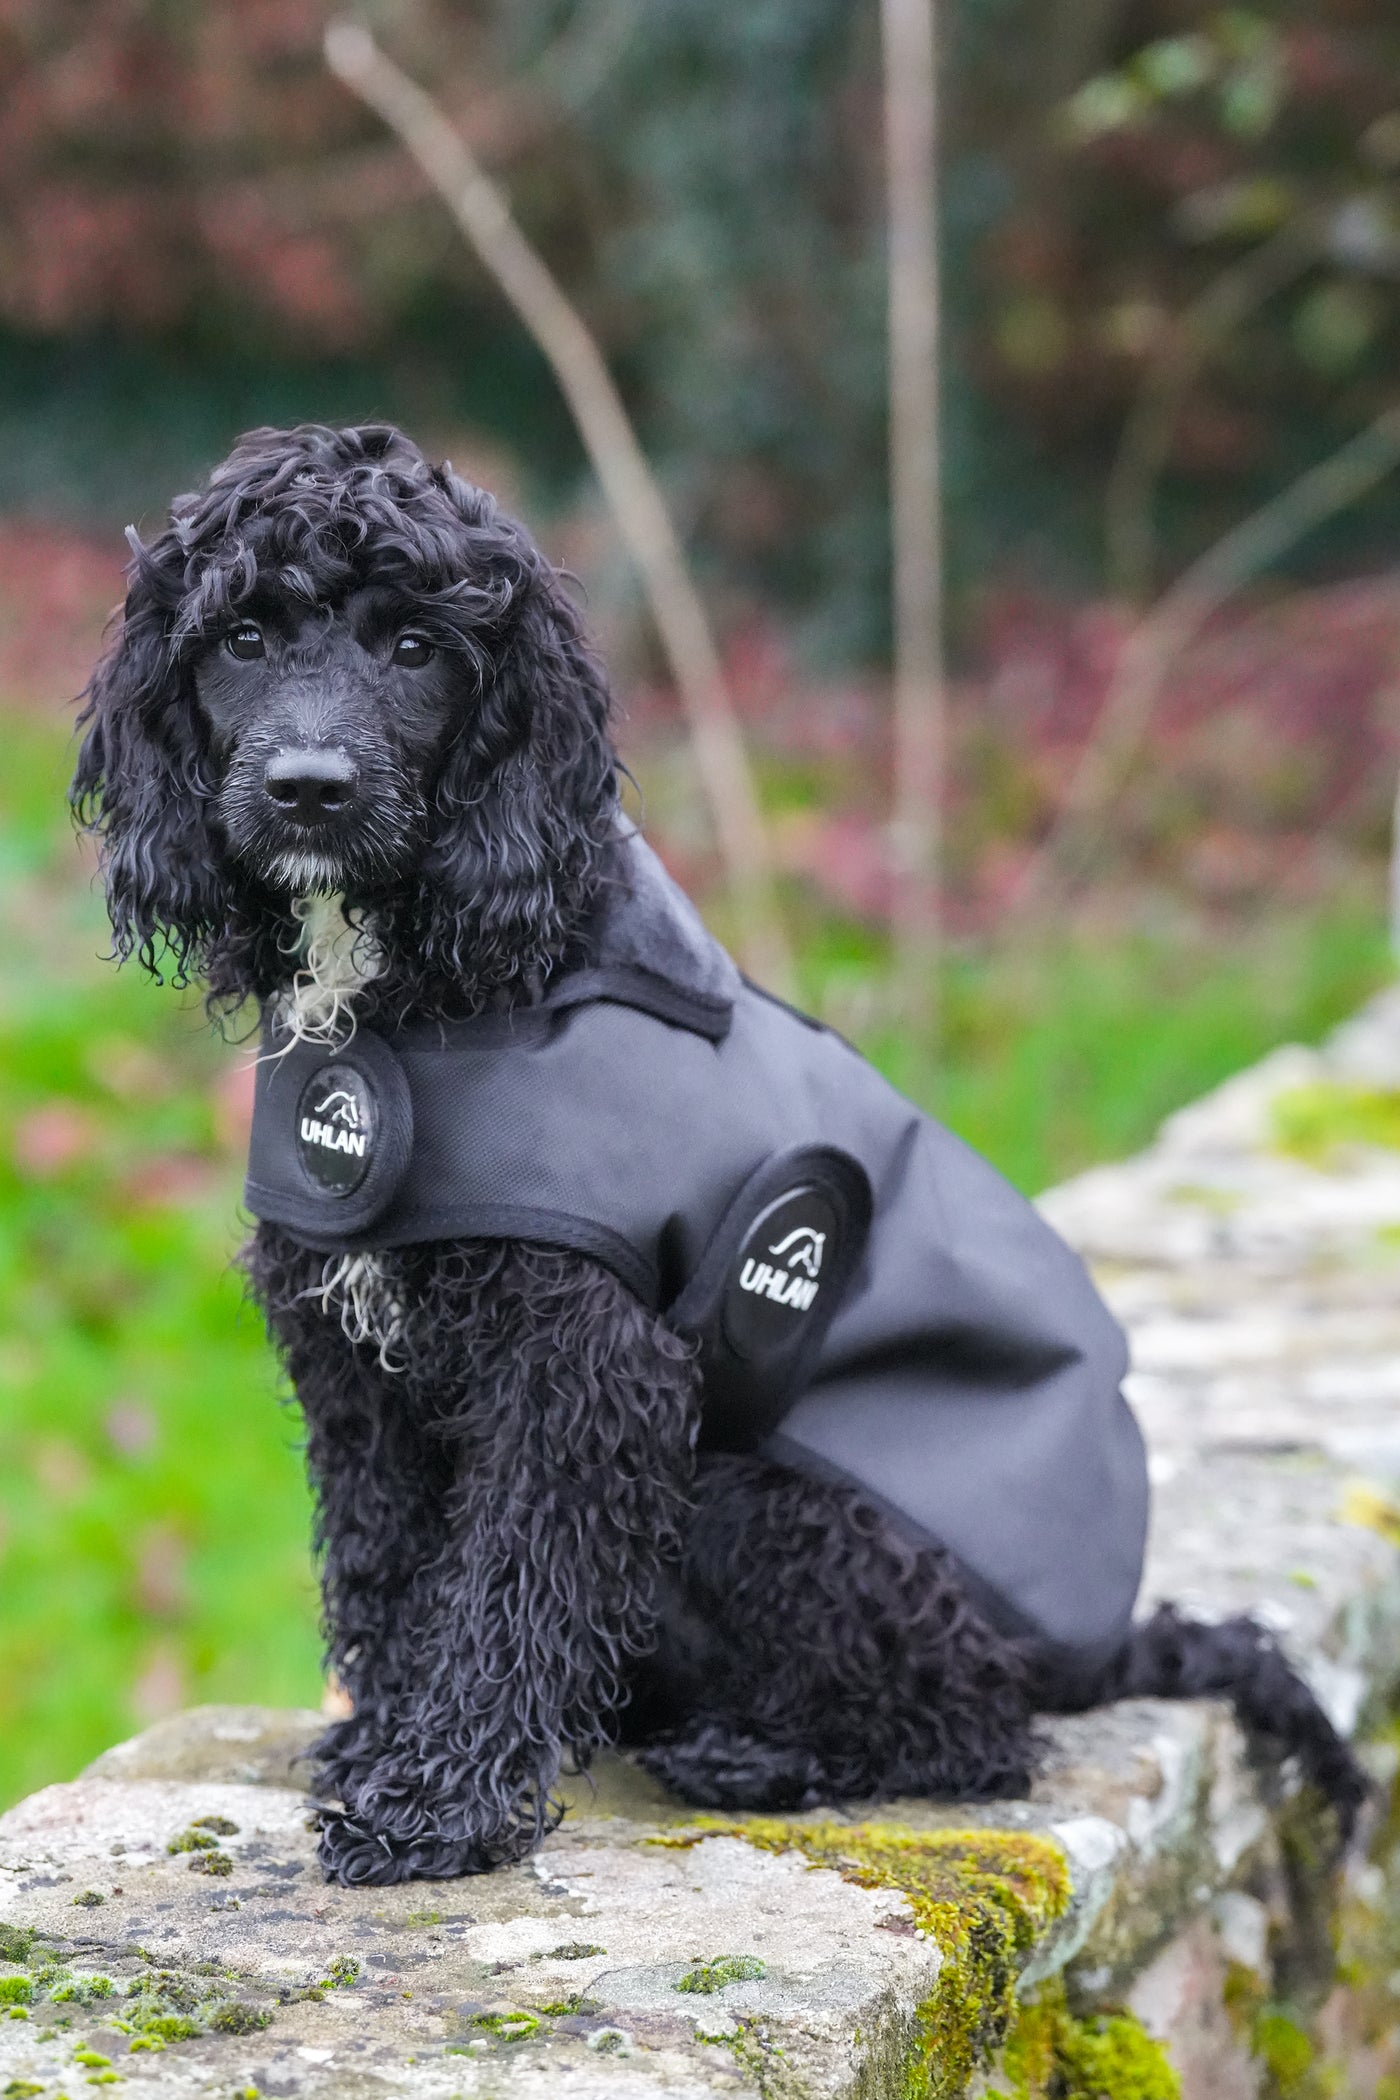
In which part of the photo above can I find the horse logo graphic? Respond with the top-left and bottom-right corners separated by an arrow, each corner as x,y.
314,1088 -> 362,1131
766,1224 -> 825,1279
736,1216 -> 826,1314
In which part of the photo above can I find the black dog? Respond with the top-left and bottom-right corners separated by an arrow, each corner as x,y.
73,422 -> 1366,1886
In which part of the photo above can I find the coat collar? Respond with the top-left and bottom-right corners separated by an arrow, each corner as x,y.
542,832 -> 740,1040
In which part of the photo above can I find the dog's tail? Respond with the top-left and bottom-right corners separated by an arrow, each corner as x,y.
1073,1604 -> 1371,1839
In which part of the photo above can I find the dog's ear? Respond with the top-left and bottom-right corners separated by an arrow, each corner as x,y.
71,533 -> 223,984
417,555 -> 619,991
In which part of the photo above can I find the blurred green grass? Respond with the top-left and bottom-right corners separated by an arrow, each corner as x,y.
0,713 -> 321,1810
0,708 -> 1392,1809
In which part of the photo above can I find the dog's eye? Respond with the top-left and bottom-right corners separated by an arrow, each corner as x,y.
226,625 -> 266,662
391,634 -> 433,669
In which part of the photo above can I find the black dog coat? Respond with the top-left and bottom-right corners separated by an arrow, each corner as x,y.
246,837 -> 1147,1676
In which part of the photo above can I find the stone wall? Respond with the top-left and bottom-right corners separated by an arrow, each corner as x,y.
5,996 -> 1400,2099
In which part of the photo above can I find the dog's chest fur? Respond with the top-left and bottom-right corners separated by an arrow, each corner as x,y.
274,893 -> 383,1047
274,894 -> 404,1365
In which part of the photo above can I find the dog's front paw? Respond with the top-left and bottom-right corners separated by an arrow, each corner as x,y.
314,1809 -> 488,1887
638,1723 -> 832,1811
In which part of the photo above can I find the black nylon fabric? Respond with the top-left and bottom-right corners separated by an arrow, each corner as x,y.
244,837 -> 1148,1668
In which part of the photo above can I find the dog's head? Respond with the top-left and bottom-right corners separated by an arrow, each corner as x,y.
72,422 -> 619,1013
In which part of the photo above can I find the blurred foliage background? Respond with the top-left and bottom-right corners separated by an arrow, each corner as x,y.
1,0 -> 1399,1806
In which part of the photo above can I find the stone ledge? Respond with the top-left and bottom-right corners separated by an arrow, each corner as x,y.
5,994 -> 1400,2097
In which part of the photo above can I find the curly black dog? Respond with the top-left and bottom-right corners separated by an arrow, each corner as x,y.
73,422 -> 1367,1886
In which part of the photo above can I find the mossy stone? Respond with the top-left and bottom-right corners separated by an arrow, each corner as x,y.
703,1818 -> 1071,2099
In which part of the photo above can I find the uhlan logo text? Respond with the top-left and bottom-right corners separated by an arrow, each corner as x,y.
301,1087 -> 368,1159
738,1258 -> 819,1310
301,1116 -> 367,1158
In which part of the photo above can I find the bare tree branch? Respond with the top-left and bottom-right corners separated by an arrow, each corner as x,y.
1106,213 -> 1322,608
324,20 -> 792,991
881,0 -> 946,1047
1017,402 -> 1400,912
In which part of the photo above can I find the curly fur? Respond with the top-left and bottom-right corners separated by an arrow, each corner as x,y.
250,1228 -> 697,1882
624,1455 -> 1040,1808
72,420 -> 1368,1884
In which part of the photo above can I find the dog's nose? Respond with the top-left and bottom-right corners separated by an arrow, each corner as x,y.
263,747 -> 358,820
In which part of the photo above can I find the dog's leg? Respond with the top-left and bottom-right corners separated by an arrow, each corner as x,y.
248,1228 -> 449,1782
315,1244 -> 698,1886
630,1453 -> 1038,1810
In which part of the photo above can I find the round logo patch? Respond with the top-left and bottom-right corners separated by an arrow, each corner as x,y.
295,1061 -> 377,1196
722,1185 -> 839,1361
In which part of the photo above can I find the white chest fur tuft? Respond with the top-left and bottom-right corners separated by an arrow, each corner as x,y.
312,1250 -> 406,1372
272,893 -> 383,1047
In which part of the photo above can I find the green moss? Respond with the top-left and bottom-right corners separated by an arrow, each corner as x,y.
3,2081 -> 44,2097
1053,2011 -> 1179,2100
50,1976 -> 112,2006
0,1929 -> 36,1965
702,1818 -> 1070,2100
287,1953 -> 361,2001
548,1941 -> 605,1959
1220,1958 -> 1265,2036
116,1966 -> 267,2046
283,1953 -> 364,2005
207,2002 -> 272,2036
0,1977 -> 32,2005
535,1993 -> 600,2017
1251,2012 -> 1314,2095
991,1980 -> 1179,2100
676,1955 -> 768,1994
189,1815 -> 239,1837
128,1972 -> 201,2013
166,1828 -> 219,1855
1272,1081 -> 1400,1162
470,2010 -> 540,2043
71,1889 -> 105,1906
143,2014 -> 203,2041
186,1850 -> 233,1876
